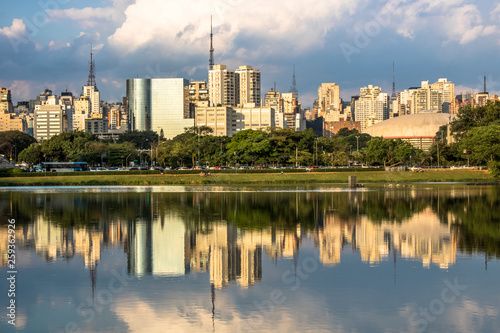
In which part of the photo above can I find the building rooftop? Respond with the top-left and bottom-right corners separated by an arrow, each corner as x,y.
363,112 -> 456,138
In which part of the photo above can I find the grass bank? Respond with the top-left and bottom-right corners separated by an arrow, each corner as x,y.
0,170 -> 495,187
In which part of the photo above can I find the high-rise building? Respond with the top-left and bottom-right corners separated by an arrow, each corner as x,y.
281,92 -> 300,129
318,83 -> 341,115
0,87 -> 13,113
34,104 -> 66,141
430,78 -> 455,113
208,65 -> 235,106
354,85 -> 389,131
235,65 -> 261,106
264,90 -> 282,114
0,113 -> 27,132
195,104 -> 275,137
126,78 -> 193,139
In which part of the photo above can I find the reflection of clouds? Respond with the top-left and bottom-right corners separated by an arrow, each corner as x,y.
111,295 -> 347,333
450,299 -> 499,332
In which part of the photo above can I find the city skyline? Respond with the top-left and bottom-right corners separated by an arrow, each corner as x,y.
1,0 -> 499,106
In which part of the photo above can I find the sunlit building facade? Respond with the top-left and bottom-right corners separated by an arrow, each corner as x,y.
126,78 -> 193,139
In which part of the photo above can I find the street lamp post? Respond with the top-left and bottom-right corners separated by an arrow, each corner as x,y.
126,153 -> 133,168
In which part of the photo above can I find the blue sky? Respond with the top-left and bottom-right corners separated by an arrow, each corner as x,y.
0,0 -> 499,107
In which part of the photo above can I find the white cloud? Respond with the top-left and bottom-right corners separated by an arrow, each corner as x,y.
48,40 -> 71,50
491,3 -> 500,20
381,1 -> 499,45
0,19 -> 27,38
107,0 -> 363,57
46,7 -> 124,28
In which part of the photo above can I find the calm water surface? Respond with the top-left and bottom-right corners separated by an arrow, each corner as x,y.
0,185 -> 499,333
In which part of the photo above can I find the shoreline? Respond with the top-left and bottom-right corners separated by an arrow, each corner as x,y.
0,170 -> 496,187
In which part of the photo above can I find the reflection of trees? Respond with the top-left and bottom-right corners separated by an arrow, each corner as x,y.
2,186 -> 499,258
430,187 -> 500,258
356,190 -> 429,224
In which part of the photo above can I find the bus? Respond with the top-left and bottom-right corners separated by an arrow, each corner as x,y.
41,162 -> 89,172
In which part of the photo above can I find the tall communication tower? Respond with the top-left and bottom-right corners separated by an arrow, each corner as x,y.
87,44 -> 97,89
289,64 -> 298,93
209,16 -> 215,71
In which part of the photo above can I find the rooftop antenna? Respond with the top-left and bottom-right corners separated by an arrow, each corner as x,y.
209,16 -> 214,71
289,65 -> 298,93
87,43 -> 97,90
274,82 -> 277,92
392,62 -> 397,99
484,74 -> 488,94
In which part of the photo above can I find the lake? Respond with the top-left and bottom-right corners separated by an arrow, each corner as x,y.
0,185 -> 499,332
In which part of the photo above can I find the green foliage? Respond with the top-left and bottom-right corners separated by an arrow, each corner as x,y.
117,130 -> 159,149
336,127 -> 359,137
226,130 -> 271,165
18,143 -> 43,164
363,138 -> 421,167
459,124 -> 500,164
451,101 -> 500,140
0,130 -> 37,162
39,131 -> 99,162
488,161 -> 500,179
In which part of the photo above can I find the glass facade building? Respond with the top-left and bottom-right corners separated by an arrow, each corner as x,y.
126,78 -> 193,139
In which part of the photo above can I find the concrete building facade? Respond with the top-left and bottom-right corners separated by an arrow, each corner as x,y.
34,104 -> 66,141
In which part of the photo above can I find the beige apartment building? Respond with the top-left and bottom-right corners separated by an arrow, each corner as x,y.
208,65 -> 236,106
0,112 -> 28,132
318,83 -> 341,115
235,65 -> 261,106
195,104 -> 275,137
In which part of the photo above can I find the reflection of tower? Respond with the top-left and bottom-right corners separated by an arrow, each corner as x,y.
90,264 -> 97,300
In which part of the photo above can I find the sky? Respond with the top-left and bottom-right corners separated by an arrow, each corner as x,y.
0,0 -> 499,108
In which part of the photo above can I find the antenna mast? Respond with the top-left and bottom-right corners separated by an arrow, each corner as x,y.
87,43 -> 97,90
289,65 -> 298,93
392,62 -> 396,99
209,16 -> 214,71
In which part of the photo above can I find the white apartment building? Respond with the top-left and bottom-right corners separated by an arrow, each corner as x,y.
34,104 -> 66,141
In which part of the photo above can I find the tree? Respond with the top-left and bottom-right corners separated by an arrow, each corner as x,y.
17,143 -> 43,164
459,124 -> 500,165
226,130 -> 271,166
118,130 -> 159,149
0,131 -> 37,162
336,127 -> 359,137
363,138 -> 420,167
451,101 -> 500,140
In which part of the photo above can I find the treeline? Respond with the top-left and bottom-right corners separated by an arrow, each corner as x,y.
2,101 -> 499,174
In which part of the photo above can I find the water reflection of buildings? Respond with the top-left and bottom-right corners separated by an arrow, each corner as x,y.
3,193 -> 458,293
127,216 -> 301,289
314,208 -> 457,269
